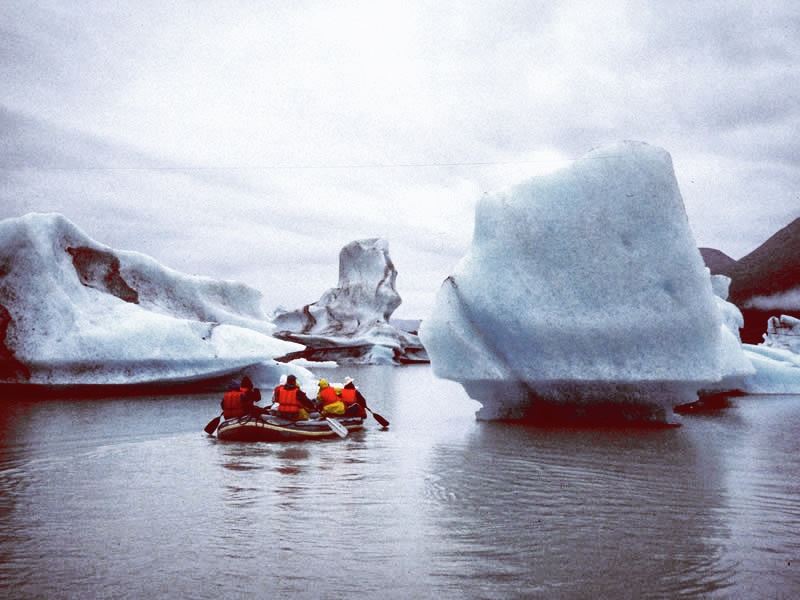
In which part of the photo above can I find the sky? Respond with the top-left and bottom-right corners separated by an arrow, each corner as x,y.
1,0 -> 799,318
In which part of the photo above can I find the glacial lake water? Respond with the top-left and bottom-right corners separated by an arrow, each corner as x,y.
1,365 -> 799,599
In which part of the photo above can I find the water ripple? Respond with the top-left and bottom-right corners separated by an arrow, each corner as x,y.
0,375 -> 799,598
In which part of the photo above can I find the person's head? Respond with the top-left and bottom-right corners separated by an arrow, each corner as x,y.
344,376 -> 355,388
240,376 -> 254,390
286,374 -> 297,386
318,378 -> 329,389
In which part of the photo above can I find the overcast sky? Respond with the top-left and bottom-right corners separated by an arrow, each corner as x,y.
2,1 -> 798,317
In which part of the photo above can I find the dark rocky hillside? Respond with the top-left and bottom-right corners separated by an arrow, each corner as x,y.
723,218 -> 800,303
701,218 -> 800,343
699,248 -> 736,274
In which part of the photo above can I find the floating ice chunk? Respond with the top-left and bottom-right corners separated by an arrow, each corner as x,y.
0,213 -> 302,386
421,141 -> 728,422
273,238 -> 428,365
739,315 -> 800,394
233,360 -> 316,395
742,344 -> 800,393
287,358 -> 339,369
762,315 -> 800,353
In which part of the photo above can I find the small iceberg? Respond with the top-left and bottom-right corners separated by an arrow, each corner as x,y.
273,238 -> 428,365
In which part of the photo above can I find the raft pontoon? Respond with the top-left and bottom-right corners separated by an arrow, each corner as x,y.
216,414 -> 364,442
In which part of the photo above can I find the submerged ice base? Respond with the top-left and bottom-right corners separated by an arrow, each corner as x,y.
468,380 -> 697,424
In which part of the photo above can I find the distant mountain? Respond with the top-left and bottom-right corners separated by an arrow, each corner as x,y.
699,248 -> 736,274
701,218 -> 800,343
723,218 -> 800,304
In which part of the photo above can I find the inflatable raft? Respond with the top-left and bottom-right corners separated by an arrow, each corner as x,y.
216,414 -> 364,442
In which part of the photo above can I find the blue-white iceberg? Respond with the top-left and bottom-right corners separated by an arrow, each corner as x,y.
0,213 -> 303,386
421,142 -> 752,422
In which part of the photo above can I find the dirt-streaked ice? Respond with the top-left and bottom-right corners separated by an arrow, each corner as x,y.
0,213 -> 302,386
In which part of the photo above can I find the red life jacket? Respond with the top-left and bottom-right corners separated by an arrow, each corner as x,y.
340,387 -> 357,405
276,386 -> 301,414
318,386 -> 339,406
222,390 -> 246,418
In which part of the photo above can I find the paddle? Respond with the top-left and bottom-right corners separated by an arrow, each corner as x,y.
204,413 -> 223,435
350,386 -> 389,427
324,417 -> 349,438
364,406 -> 390,428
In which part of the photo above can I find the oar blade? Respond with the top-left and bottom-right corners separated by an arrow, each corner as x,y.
204,415 -> 222,435
371,411 -> 390,428
325,417 -> 349,438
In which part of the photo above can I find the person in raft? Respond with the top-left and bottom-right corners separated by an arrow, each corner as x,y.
317,378 -> 346,417
272,374 -> 316,420
341,376 -> 368,418
220,376 -> 263,419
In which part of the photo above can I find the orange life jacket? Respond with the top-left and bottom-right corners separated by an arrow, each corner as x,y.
318,386 -> 339,406
222,390 -> 246,418
340,387 -> 357,405
276,386 -> 301,414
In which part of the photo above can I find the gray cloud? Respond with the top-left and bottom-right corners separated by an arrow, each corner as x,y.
2,1 -> 799,317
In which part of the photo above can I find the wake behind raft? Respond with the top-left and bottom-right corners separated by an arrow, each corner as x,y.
215,413 -> 364,442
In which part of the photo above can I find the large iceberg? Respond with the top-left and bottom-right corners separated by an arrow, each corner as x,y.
272,238 -> 428,365
0,213 -> 303,387
420,141 -> 730,423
